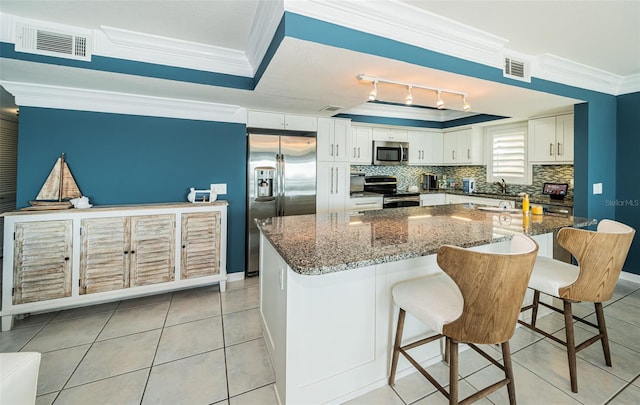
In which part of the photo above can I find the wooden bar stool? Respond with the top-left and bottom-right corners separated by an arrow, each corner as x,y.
519,219 -> 635,393
389,234 -> 538,405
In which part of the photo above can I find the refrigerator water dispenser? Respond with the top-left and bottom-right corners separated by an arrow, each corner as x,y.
255,167 -> 275,200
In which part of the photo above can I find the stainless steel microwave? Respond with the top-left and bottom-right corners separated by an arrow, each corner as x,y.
373,141 -> 409,165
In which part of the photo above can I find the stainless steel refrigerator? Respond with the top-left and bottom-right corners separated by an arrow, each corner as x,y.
246,132 -> 316,276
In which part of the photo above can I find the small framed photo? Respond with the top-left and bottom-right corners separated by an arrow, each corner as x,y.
188,189 -> 213,203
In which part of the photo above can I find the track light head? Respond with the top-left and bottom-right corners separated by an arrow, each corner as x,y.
436,91 -> 445,109
462,96 -> 471,112
405,86 -> 413,105
369,81 -> 378,101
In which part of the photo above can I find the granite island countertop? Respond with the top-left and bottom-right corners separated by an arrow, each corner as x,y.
257,204 -> 595,276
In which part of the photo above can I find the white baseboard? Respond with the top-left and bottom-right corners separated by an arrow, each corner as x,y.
227,272 -> 246,283
620,271 -> 640,284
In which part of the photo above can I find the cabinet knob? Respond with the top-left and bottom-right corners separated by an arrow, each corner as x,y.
64,257 -> 70,261
131,250 -> 135,254
124,251 -> 129,254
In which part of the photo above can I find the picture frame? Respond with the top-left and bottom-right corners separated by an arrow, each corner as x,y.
188,188 -> 213,203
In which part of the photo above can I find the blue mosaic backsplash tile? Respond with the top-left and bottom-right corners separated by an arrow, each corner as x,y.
351,164 -> 574,199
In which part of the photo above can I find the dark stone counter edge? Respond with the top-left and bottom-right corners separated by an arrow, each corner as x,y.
263,217 -> 597,277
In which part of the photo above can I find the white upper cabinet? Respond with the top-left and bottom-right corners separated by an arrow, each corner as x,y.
371,127 -> 408,142
528,114 -> 574,163
350,126 -> 372,164
317,118 -> 351,162
443,128 -> 483,165
408,130 -> 443,165
247,111 -> 318,132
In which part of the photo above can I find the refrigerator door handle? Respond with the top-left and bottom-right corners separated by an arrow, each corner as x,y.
275,153 -> 281,215
279,154 -> 286,216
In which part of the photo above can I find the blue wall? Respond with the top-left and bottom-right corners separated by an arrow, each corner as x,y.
616,92 -> 640,274
17,107 -> 247,274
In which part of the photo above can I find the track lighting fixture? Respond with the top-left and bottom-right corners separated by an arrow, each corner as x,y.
369,80 -> 378,101
405,86 -> 413,105
356,73 -> 471,112
462,96 -> 471,112
436,91 -> 445,109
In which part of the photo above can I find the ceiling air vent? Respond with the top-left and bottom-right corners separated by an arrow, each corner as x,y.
15,22 -> 92,61
320,105 -> 343,112
503,56 -> 530,82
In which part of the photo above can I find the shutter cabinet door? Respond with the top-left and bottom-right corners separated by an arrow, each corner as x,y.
181,211 -> 221,279
80,217 -> 130,294
13,220 -> 72,304
130,215 -> 175,286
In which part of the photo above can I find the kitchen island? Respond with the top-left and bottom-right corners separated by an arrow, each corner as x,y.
257,204 -> 595,404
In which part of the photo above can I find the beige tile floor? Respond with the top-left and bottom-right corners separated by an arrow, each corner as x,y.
1,276 -> 639,405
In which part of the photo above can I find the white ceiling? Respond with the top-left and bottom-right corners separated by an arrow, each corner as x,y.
0,0 -> 638,122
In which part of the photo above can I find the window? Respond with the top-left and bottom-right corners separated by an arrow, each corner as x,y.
486,123 -> 531,185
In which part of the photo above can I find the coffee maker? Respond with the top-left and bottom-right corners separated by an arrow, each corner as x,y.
421,173 -> 439,190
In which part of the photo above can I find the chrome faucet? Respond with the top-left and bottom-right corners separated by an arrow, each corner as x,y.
495,178 -> 507,194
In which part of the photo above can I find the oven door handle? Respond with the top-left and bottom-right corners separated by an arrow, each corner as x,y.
384,196 -> 420,203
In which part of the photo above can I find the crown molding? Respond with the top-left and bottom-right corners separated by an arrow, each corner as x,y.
97,26 -> 253,77
284,0 -> 508,68
246,0 -> 285,71
535,54 -> 632,95
287,1 -> 637,96
617,74 -> 640,95
0,81 -> 247,123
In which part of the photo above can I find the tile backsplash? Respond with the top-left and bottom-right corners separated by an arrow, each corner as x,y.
351,164 -> 574,199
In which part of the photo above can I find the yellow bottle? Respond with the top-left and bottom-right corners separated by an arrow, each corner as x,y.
522,193 -> 530,214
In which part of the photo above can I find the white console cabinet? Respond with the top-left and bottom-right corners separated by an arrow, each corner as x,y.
1,202 -> 227,331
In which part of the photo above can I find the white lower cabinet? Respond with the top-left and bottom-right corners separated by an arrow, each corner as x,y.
420,194 -> 446,206
446,194 -> 515,208
349,196 -> 383,212
1,202 -> 228,331
317,162 -> 350,213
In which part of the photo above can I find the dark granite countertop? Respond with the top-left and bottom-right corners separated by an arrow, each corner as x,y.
257,204 -> 595,276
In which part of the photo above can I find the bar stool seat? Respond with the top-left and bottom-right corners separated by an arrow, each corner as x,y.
391,273 -> 463,334
389,234 -> 539,405
528,256 -> 579,296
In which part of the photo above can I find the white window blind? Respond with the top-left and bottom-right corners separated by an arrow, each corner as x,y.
486,123 -> 531,185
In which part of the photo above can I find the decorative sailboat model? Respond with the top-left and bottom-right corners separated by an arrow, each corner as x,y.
27,153 -> 82,210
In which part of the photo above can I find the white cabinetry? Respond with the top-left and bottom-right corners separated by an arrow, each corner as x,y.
350,126 -> 372,164
349,196 -> 383,212
443,128 -> 484,165
317,118 -> 350,214
420,194 -> 446,206
317,162 -> 350,213
446,194 -> 515,208
528,114 -> 574,163
247,110 -> 317,132
317,118 -> 350,163
1,203 -> 228,331
372,127 -> 408,142
408,130 -> 443,165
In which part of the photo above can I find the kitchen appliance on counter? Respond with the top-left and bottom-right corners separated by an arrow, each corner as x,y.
350,171 -> 365,193
246,131 -> 316,276
543,182 -> 569,200
421,173 -> 439,191
373,141 -> 409,165
364,176 -> 420,208
462,178 -> 476,194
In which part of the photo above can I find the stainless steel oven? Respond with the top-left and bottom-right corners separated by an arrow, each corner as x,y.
364,175 -> 420,208
383,194 -> 420,208
373,141 -> 409,165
